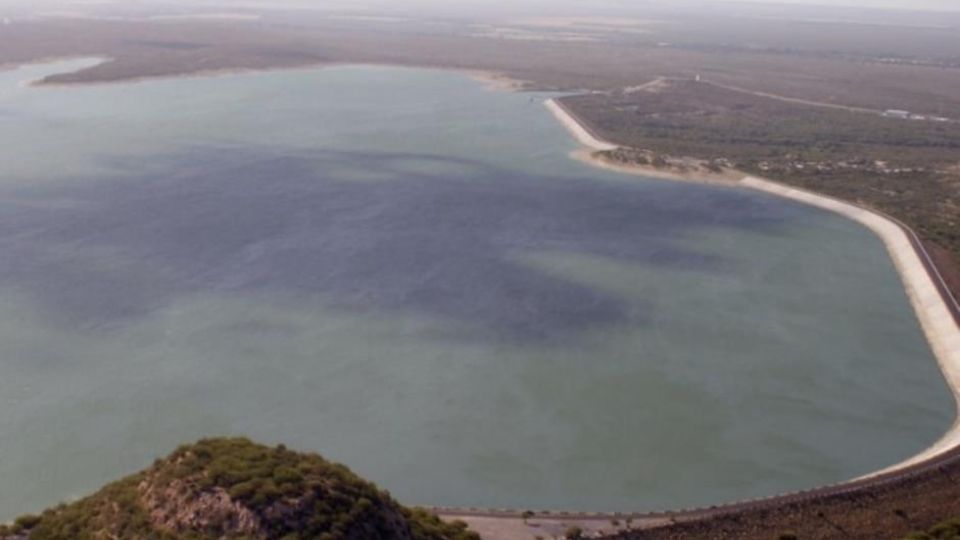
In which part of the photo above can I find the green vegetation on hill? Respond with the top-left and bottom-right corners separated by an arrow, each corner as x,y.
903,519 -> 960,540
0,438 -> 479,540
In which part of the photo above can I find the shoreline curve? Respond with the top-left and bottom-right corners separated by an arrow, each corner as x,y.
431,97 -> 960,530
432,94 -> 960,540
545,96 -> 960,480
4,60 -> 958,535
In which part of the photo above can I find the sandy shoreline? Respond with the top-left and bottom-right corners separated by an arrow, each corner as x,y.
545,98 -> 617,151
467,70 -> 527,92
570,149 -> 742,185
741,176 -> 960,477
545,96 -> 960,480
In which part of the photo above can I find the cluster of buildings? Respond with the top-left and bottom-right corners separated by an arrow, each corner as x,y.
756,158 -> 927,176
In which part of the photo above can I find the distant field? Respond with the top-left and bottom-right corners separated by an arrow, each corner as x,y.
4,13 -> 960,117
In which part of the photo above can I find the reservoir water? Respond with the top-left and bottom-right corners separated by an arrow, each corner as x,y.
0,59 -> 953,519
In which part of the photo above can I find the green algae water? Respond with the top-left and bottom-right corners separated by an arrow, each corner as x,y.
0,59 -> 952,518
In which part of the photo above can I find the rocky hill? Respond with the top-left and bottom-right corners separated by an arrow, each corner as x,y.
0,437 -> 479,540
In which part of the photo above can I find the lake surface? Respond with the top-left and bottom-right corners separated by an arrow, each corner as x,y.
0,59 -> 953,519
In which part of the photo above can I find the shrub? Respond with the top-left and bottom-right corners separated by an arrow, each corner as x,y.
13,515 -> 41,532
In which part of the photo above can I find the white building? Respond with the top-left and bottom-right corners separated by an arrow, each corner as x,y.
883,109 -> 911,119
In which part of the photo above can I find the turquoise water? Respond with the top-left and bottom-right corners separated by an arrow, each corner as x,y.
0,60 -> 952,518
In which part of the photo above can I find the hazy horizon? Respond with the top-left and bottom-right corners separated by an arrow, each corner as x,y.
2,0 -> 960,14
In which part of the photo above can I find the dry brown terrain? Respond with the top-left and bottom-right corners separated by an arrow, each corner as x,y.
3,16 -> 960,117
611,455 -> 960,540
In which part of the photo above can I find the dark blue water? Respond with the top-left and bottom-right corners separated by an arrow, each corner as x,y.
0,61 -> 951,518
